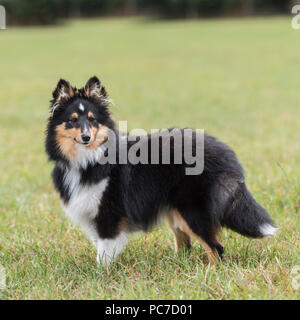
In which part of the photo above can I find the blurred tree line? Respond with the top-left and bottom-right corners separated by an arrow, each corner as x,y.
0,0 -> 294,25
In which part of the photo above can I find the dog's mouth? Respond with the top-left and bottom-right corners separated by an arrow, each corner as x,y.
74,133 -> 108,148
74,138 -> 92,146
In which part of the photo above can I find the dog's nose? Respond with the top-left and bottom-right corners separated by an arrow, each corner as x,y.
81,133 -> 90,142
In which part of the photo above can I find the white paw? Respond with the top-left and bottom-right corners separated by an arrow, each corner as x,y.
96,251 -> 112,268
95,232 -> 128,267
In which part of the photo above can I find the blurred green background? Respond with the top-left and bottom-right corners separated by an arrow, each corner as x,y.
0,0 -> 294,25
0,0 -> 299,300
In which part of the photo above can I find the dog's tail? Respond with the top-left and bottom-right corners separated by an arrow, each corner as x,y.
222,182 -> 278,238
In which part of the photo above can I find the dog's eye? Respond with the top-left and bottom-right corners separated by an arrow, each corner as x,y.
88,117 -> 96,122
69,118 -> 77,123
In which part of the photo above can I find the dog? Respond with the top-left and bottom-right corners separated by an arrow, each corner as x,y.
45,76 -> 278,267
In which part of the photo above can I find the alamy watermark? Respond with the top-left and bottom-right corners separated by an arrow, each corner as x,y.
0,5 -> 6,30
291,5 -> 300,29
291,265 -> 300,290
87,121 -> 205,176
0,265 -> 6,290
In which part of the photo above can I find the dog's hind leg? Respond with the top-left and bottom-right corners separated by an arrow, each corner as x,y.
166,214 -> 191,252
171,209 -> 223,264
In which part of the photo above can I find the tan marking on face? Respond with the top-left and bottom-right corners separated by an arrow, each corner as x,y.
88,112 -> 95,119
169,210 -> 219,265
88,124 -> 109,150
71,113 -> 78,119
55,123 -> 82,160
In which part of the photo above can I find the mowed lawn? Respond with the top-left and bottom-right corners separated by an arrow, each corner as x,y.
0,17 -> 299,300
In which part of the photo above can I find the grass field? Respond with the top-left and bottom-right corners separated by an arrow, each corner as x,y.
0,17 -> 299,300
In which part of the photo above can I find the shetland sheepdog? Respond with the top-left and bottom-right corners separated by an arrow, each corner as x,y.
45,76 -> 277,267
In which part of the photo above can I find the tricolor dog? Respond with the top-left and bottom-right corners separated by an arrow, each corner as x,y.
45,77 -> 278,267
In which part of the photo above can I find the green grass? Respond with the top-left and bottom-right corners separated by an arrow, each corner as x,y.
0,16 -> 299,300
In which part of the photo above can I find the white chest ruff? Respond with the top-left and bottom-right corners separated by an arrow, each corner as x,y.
61,167 -> 109,236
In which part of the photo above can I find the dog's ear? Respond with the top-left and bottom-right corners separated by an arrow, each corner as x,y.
84,76 -> 109,106
51,79 -> 74,114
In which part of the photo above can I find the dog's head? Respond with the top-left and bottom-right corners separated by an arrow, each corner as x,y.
46,76 -> 115,163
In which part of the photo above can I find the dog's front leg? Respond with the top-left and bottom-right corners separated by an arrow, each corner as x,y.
96,232 -> 128,267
